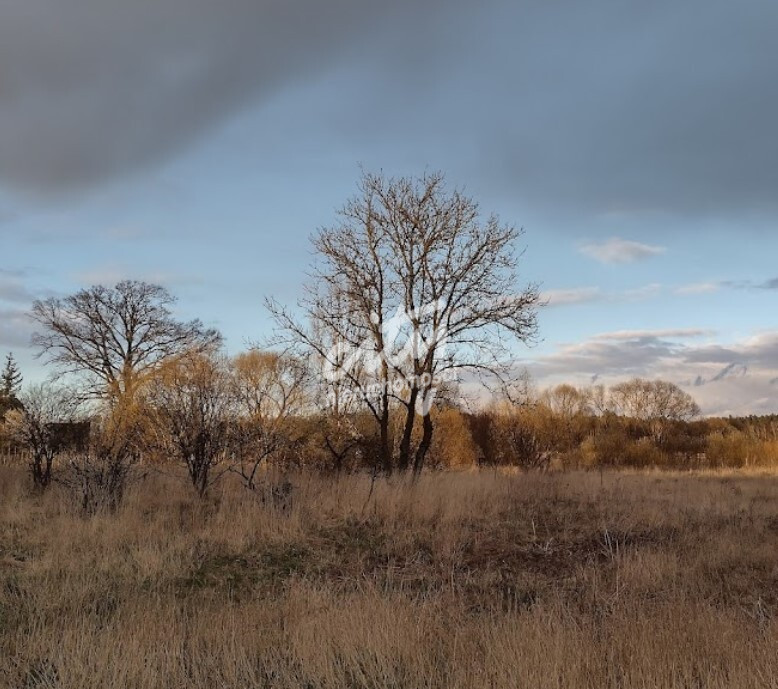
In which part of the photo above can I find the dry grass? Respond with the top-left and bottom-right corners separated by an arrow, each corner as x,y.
1,466 -> 778,688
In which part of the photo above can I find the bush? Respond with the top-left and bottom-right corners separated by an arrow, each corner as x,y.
427,408 -> 478,469
58,413 -> 143,515
706,431 -> 778,468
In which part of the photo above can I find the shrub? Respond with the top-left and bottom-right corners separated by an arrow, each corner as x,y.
427,408 -> 478,469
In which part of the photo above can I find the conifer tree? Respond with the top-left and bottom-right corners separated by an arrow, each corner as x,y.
1,352 -> 23,399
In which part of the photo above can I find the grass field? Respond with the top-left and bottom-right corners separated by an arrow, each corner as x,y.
1,467 -> 777,688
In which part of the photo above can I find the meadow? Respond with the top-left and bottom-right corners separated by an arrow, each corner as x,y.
1,466 -> 777,688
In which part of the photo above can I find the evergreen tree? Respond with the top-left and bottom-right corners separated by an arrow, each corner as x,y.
1,352 -> 23,398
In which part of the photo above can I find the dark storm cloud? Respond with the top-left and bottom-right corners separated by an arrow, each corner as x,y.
2,0 -> 778,222
0,0 -> 455,195
477,0 -> 778,218
348,0 -> 778,221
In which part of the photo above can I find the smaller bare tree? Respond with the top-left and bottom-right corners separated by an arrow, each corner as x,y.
58,405 -> 144,514
143,353 -> 235,498
230,350 -> 308,490
5,384 -> 81,489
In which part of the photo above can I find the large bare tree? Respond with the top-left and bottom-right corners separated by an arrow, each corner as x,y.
270,170 -> 540,474
31,280 -> 221,401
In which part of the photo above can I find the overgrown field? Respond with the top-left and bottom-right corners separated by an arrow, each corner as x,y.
1,467 -> 778,688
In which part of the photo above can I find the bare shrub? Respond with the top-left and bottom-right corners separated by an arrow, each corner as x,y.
142,352 -> 235,497
489,405 -> 551,470
230,350 -> 308,489
4,384 -> 81,489
58,410 -> 143,514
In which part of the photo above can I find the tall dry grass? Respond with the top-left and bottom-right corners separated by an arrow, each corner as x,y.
1,467 -> 777,688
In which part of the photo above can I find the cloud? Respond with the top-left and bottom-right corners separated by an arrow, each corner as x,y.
73,265 -> 206,289
591,328 -> 712,341
542,287 -> 603,307
579,238 -> 666,264
0,0 -> 776,229
523,329 -> 778,416
623,283 -> 663,300
0,269 -> 46,349
480,1 -> 778,221
0,307 -> 34,348
672,277 -> 777,295
0,270 -> 35,304
542,283 -> 663,309
674,282 -> 721,295
681,333 -> 778,369
709,362 -> 748,382
0,0 -> 454,196
723,277 -> 778,290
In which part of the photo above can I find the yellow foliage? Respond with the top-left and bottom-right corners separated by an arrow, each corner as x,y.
428,408 -> 478,469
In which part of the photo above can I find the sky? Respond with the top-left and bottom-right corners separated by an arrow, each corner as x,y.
1,0 -> 777,416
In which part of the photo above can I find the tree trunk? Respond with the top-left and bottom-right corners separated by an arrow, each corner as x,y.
379,405 -> 392,475
413,412 -> 433,476
378,360 -> 392,475
398,388 -> 419,472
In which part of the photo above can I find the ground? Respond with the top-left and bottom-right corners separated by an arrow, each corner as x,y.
1,467 -> 777,688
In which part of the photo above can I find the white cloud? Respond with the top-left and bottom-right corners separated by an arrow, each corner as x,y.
674,282 -> 721,295
73,266 -> 205,289
522,329 -> 778,416
542,287 -> 602,307
541,283 -> 662,308
623,283 -> 662,300
580,237 -> 666,264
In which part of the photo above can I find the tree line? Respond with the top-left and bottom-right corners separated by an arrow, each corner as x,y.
0,170 -> 775,511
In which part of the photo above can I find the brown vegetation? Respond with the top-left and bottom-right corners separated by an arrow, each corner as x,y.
1,169 -> 777,685
1,467 -> 777,688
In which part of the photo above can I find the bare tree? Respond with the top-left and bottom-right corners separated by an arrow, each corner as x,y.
230,350 -> 308,489
586,384 -> 613,417
540,384 -> 591,448
58,405 -> 144,514
31,280 -> 221,402
5,384 -> 81,489
610,378 -> 700,442
269,170 -> 540,475
541,384 -> 590,420
142,352 -> 235,498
